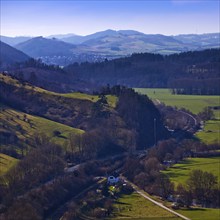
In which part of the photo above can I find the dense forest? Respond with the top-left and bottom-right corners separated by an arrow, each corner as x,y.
2,49 -> 219,95
65,49 -> 220,95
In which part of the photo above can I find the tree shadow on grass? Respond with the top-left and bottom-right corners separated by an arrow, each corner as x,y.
114,201 -> 130,205
58,135 -> 67,139
167,172 -> 187,179
183,207 -> 207,212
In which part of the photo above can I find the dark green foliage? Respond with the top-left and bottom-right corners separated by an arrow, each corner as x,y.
116,88 -> 169,148
65,49 -> 220,94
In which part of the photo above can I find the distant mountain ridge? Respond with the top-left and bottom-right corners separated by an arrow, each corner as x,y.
15,36 -> 75,57
0,41 -> 30,68
1,30 -> 219,65
0,36 -> 32,46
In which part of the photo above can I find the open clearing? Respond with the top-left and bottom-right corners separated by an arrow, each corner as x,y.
163,157 -> 220,187
135,88 -> 220,114
111,192 -> 181,220
0,153 -> 18,176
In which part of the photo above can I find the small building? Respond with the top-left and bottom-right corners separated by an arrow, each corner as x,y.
107,176 -> 119,185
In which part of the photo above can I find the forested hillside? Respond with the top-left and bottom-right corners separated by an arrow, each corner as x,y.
66,49 -> 220,94
0,73 -> 168,156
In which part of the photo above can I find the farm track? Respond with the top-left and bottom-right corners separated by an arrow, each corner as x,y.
121,176 -> 191,220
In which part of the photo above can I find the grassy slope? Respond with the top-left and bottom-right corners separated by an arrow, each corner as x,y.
0,104 -> 84,147
0,153 -> 18,176
163,157 -> 220,187
0,73 -> 118,108
61,93 -> 117,108
111,192 -> 181,220
135,88 -> 220,114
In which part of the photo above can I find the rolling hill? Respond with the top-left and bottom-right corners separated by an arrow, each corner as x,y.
0,41 -> 30,68
0,103 -> 84,154
1,30 -> 217,65
0,35 -> 32,46
15,36 -> 75,57
0,73 -> 169,154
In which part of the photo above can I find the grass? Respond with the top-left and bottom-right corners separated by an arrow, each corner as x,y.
61,93 -> 117,108
0,74 -> 118,108
110,192 -> 181,220
196,119 -> 220,144
0,153 -> 18,176
0,104 -> 84,147
149,195 -> 220,220
177,207 -> 220,220
163,157 -> 220,187
135,88 -> 220,114
61,92 -> 99,101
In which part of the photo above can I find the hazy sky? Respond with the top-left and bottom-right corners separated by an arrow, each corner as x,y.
1,0 -> 219,37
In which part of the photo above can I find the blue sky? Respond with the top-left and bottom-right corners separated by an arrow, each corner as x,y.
1,0 -> 219,36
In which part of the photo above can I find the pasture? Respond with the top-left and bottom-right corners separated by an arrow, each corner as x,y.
177,208 -> 220,220
0,104 -> 84,147
196,120 -> 220,144
135,88 -> 220,114
163,157 -> 220,187
0,153 -> 18,176
111,192 -> 181,220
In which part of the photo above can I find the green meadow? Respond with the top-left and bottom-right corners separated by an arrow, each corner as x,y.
111,192 -> 181,220
163,157 -> 220,187
177,208 -> 220,220
163,157 -> 220,220
135,88 -> 220,114
196,120 -> 220,144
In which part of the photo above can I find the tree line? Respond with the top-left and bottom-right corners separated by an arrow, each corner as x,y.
123,138 -> 220,208
64,49 -> 220,92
